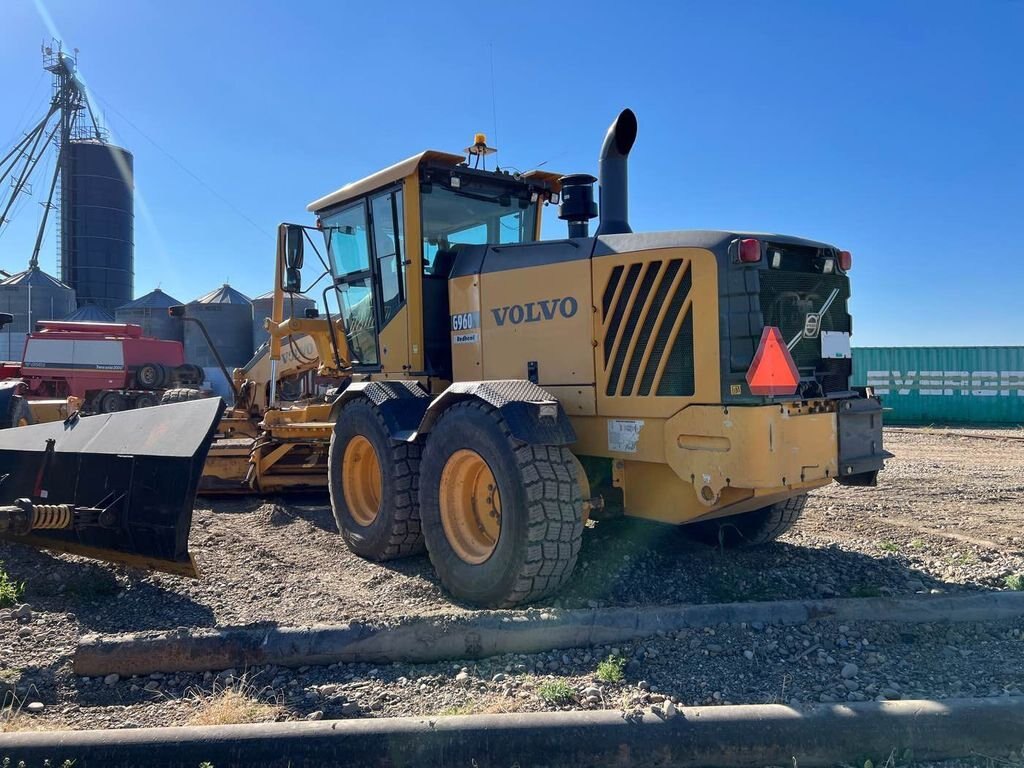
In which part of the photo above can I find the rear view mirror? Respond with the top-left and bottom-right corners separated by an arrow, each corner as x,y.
283,225 -> 304,293
0,313 -> 12,329
168,305 -> 186,318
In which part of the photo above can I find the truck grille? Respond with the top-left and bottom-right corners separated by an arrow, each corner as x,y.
601,258 -> 694,397
759,270 -> 851,371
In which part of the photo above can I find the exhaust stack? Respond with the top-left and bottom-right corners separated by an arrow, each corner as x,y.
595,108 -> 638,236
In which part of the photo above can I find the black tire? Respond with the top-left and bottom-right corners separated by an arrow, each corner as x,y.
684,495 -> 807,548
160,387 -> 205,405
136,362 -> 164,390
97,391 -> 127,413
174,364 -> 204,388
134,392 -> 160,409
418,400 -> 583,608
1,395 -> 34,429
327,398 -> 424,561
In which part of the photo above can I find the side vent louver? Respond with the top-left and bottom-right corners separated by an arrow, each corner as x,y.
601,258 -> 695,397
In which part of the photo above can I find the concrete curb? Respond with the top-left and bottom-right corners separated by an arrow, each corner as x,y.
3,698 -> 1023,767
73,590 -> 1024,677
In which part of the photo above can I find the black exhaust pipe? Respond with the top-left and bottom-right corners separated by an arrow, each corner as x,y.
595,108 -> 638,236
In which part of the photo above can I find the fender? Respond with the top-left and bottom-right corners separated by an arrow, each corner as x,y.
415,380 -> 576,446
329,380 -> 430,441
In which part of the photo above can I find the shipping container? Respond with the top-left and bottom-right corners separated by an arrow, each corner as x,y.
852,347 -> 1024,425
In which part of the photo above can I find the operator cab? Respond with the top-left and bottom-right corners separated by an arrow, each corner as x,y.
308,146 -> 559,382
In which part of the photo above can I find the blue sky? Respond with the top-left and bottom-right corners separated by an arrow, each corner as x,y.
1,0 -> 1021,345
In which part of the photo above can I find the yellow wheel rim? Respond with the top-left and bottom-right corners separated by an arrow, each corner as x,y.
342,435 -> 382,526
439,449 -> 501,564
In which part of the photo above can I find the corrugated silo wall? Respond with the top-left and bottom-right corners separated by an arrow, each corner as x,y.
852,347 -> 1024,425
61,142 -> 134,311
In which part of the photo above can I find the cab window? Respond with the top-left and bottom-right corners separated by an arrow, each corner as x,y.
420,184 -> 537,275
322,202 -> 378,366
370,189 -> 405,325
325,203 -> 370,276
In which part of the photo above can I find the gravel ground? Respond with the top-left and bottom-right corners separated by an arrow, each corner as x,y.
2,426 -> 1023,739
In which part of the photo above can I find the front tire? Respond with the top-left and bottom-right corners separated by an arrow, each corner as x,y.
419,400 -> 583,608
328,399 -> 423,561
684,495 -> 807,548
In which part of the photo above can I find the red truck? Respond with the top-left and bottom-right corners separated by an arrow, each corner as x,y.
0,320 -> 202,413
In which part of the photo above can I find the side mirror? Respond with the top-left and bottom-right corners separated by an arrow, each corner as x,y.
282,225 -> 304,293
168,305 -> 186,318
0,313 -> 12,329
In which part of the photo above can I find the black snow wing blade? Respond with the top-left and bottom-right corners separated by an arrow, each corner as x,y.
0,397 -> 225,577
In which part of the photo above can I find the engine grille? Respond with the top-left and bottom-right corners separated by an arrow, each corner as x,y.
759,270 -> 851,371
601,258 -> 694,397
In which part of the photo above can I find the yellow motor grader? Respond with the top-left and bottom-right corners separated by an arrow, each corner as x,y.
199,109 -> 889,607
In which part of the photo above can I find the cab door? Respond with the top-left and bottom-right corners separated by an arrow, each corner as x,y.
367,187 -> 409,374
323,200 -> 380,370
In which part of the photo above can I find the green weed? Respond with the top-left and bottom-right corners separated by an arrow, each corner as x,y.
1004,573 -> 1024,591
0,565 -> 23,609
595,655 -> 626,683
876,540 -> 900,554
537,679 -> 575,706
849,584 -> 882,598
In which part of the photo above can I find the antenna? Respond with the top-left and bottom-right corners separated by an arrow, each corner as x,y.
489,43 -> 499,153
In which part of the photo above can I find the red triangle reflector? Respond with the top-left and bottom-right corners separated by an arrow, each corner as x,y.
746,326 -> 800,396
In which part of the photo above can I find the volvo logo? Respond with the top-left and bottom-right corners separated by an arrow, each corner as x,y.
802,312 -> 821,339
491,297 -> 579,327
788,289 -> 839,350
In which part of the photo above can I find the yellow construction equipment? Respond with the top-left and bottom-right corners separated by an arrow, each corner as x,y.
207,109 -> 890,607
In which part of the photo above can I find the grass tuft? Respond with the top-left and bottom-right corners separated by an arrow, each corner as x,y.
0,564 -> 24,609
1005,573 -> 1024,591
876,540 -> 900,554
849,583 -> 882,598
537,679 -> 575,706
184,675 -> 282,726
595,655 -> 627,684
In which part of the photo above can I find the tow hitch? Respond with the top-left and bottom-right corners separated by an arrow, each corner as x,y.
0,397 -> 224,576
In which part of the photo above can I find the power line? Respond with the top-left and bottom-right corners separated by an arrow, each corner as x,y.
94,95 -> 273,239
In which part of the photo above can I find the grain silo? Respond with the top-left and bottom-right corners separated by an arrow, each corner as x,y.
115,288 -> 183,343
60,140 -> 134,311
0,266 -> 76,359
63,303 -> 114,322
250,290 -> 316,351
184,284 -> 253,369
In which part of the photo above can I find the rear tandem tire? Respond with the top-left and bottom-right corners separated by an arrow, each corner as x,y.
418,400 -> 584,608
328,399 -> 424,561
134,392 -> 160,409
97,391 -> 127,413
159,388 -> 205,405
683,494 -> 807,548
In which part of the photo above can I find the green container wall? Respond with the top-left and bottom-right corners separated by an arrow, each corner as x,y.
852,347 -> 1024,425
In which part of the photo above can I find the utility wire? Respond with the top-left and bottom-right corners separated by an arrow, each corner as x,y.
94,95 -> 273,239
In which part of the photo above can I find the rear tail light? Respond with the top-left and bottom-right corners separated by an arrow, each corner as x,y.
739,238 -> 761,263
746,326 -> 800,396
838,250 -> 852,271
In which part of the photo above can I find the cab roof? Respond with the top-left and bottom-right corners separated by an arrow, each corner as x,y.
307,151 -> 563,213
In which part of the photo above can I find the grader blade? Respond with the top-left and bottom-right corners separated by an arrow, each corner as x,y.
0,397 -> 225,577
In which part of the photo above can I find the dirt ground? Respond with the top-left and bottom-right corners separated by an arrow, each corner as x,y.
2,427 -> 1023,735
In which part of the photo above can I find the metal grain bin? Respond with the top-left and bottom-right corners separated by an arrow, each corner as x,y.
63,303 -> 114,322
61,141 -> 134,311
250,290 -> 315,351
115,288 -> 184,343
184,284 -> 253,369
852,347 -> 1024,425
0,266 -> 76,358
